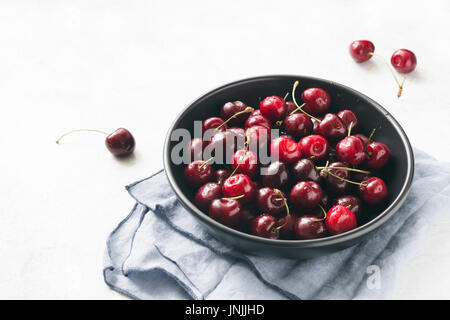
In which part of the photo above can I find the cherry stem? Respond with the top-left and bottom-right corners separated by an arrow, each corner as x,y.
283,92 -> 290,100
198,157 -> 214,171
368,52 -> 406,98
215,106 -> 254,131
316,166 -> 371,174
348,121 -> 353,136
368,128 -> 376,142
322,166 -> 368,187
312,205 -> 327,222
272,189 -> 291,232
55,129 -> 108,144
292,81 -> 322,122
222,194 -> 245,200
289,102 -> 306,115
228,133 -> 251,178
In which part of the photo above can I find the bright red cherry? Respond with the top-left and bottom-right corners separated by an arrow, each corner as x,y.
256,187 -> 287,217
336,136 -> 367,165
195,182 -> 222,211
231,149 -> 259,178
184,160 -> 214,187
222,174 -> 256,204
260,96 -> 287,122
295,215 -> 328,240
317,113 -> 347,142
365,142 -> 390,170
325,205 -> 357,235
261,161 -> 289,189
298,134 -> 329,161
251,214 -> 279,239
270,136 -> 302,165
290,181 -> 322,211
214,169 -> 231,185
202,117 -> 227,133
358,177 -> 388,205
277,213 -> 299,240
333,195 -> 363,221
337,110 -> 360,133
301,88 -> 331,116
290,158 -> 321,183
245,110 -> 272,130
349,40 -> 375,62
208,198 -> 242,228
283,113 -> 313,139
391,49 -> 417,73
188,138 -> 207,161
221,101 -> 251,127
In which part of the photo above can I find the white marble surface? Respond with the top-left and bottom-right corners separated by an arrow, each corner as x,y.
0,0 -> 449,299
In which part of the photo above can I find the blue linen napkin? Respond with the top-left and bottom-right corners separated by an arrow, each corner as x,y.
103,148 -> 450,299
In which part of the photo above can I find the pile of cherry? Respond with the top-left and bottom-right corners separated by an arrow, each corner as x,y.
184,81 -> 390,240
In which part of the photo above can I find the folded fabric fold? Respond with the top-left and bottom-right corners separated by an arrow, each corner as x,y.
104,148 -> 450,299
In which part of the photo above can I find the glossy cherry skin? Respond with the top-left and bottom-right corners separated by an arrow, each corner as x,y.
231,149 -> 259,178
195,182 -> 222,211
260,96 -> 287,122
278,213 -> 299,239
336,136 -> 367,165
349,40 -> 374,62
333,195 -> 363,221
208,198 -> 242,228
284,113 -> 313,139
222,174 -> 256,204
245,125 -> 271,156
285,101 -> 297,115
298,134 -> 329,161
358,177 -> 388,205
391,49 -> 417,73
321,161 -> 351,195
295,215 -> 328,240
251,214 -> 279,239
301,88 -> 331,116
221,101 -> 251,127
184,160 -> 214,187
261,161 -> 289,189
365,142 -> 390,170
290,181 -> 322,211
245,110 -> 272,130
188,138 -> 207,161
337,110 -> 360,133
325,205 -> 357,235
270,136 -> 302,165
105,128 -> 136,156
214,169 -> 231,185
202,117 -> 227,133
290,158 -> 321,183
354,134 -> 369,147
256,187 -> 286,217
317,113 -> 347,142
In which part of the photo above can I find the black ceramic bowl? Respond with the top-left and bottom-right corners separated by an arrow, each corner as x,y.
163,75 -> 414,259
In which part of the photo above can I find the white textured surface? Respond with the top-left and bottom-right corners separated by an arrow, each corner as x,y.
0,0 -> 449,299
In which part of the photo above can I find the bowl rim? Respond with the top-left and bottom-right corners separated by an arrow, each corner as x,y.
163,74 -> 414,248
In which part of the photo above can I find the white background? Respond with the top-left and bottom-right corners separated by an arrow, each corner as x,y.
1,0 -> 450,299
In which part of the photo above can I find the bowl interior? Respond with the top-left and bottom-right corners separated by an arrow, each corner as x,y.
165,75 -> 411,240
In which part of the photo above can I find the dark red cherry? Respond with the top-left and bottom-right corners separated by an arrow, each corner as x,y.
260,96 -> 287,122
208,198 -> 242,228
336,136 -> 367,165
284,113 -> 313,139
321,161 -> 351,195
354,134 -> 369,146
325,205 -> 357,235
301,88 -> 331,116
214,169 -> 231,185
365,142 -> 390,170
351,170 -> 371,184
221,101 -> 251,127
270,136 -> 302,165
209,131 -> 238,164
349,40 -> 375,62
391,49 -> 417,73
261,161 -> 289,189
222,174 -> 256,204
278,213 -> 299,239
295,215 -> 327,240
333,195 -> 363,221
285,101 -> 297,115
290,181 -> 322,211
202,117 -> 227,133
298,134 -> 329,161
320,193 -> 331,210
256,187 -> 287,217
104,128 -> 136,157
231,149 -> 259,178
195,182 -> 222,211
358,177 -> 388,205
188,138 -> 207,161
184,160 -> 214,187
290,158 -> 320,183
238,206 -> 257,232
245,110 -> 272,130
337,110 -> 360,133
251,214 -> 279,239
317,113 -> 347,142
245,125 -> 271,156
312,118 -> 321,134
